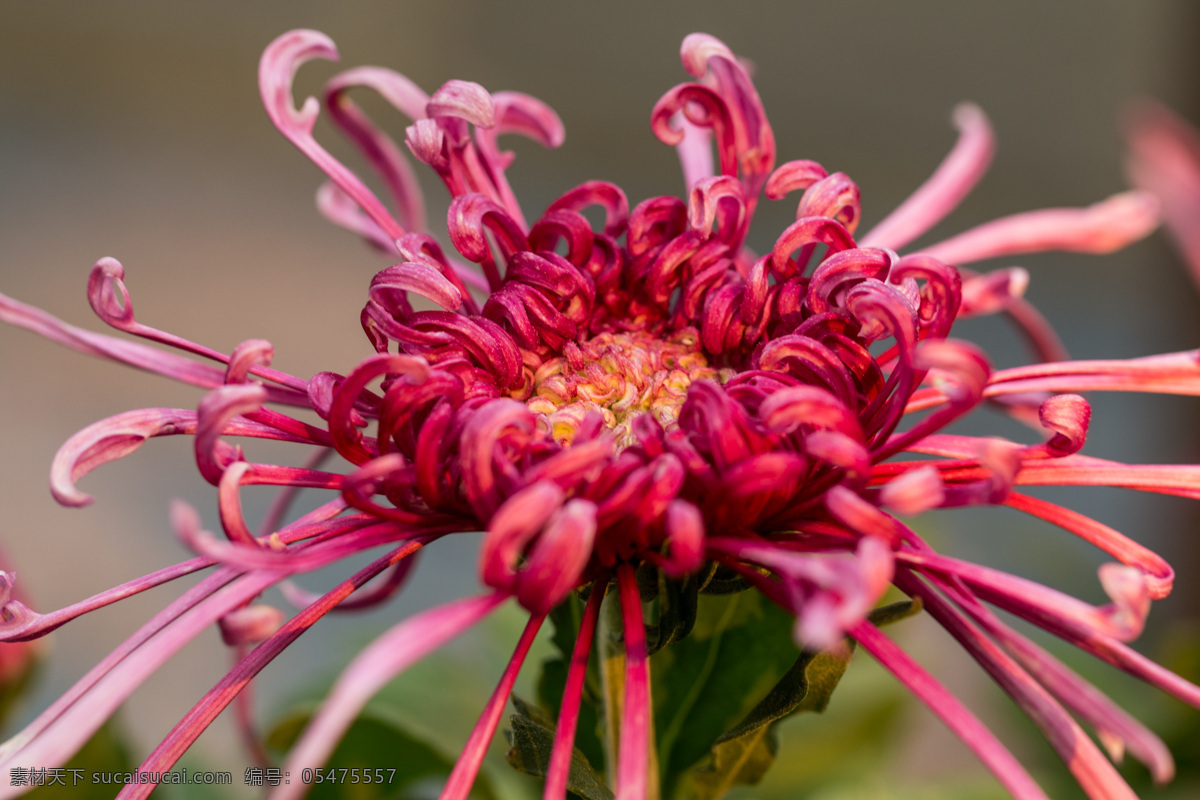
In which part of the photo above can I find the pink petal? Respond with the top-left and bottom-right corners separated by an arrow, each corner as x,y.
272,593 -> 506,800
921,191 -> 1160,266
849,620 -> 1051,800
860,104 -> 994,250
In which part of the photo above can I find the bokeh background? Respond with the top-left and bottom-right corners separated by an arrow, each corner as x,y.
1,1 -> 1198,797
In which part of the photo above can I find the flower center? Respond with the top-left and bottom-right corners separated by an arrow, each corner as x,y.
523,328 -> 732,448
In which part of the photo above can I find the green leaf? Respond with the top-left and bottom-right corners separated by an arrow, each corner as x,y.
646,569 -> 701,656
29,719 -> 134,799
267,710 -> 499,800
506,695 -> 614,800
867,597 -> 923,628
689,644 -> 853,800
686,598 -> 923,800
652,591 -> 799,799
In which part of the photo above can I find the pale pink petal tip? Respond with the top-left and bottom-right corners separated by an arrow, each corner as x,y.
259,30 -> 339,133
880,466 -> 946,515
427,80 -> 495,128
218,604 -> 285,646
1124,101 -> 1200,286
859,101 -> 994,250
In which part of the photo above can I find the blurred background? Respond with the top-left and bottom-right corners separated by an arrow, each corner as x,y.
0,1 -> 1198,797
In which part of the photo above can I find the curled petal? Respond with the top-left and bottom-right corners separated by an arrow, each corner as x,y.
195,385 -> 269,485
844,279 -> 918,345
687,175 -> 747,246
87,257 -> 136,330
806,248 -> 892,315
528,211 -> 596,269
328,353 -> 431,465
516,499 -> 598,615
405,118 -> 445,168
796,172 -> 862,233
482,91 -> 563,149
259,30 -> 405,241
679,33 -> 775,201
370,262 -> 463,312
771,216 -> 857,278
225,340 -> 274,385
217,461 -> 258,546
218,604 -> 285,646
911,338 -> 989,403
922,191 -> 1160,266
427,80 -> 495,129
959,267 -> 1030,317
760,384 -> 863,439
325,66 -> 429,234
480,481 -> 565,593
861,104 -> 995,250
546,181 -> 630,238
1033,393 -> 1090,457
51,408 -> 196,507
765,159 -> 829,200
460,399 -> 539,519
448,193 -> 531,290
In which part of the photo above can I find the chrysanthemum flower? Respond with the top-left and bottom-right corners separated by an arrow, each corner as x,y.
0,27 -> 1198,800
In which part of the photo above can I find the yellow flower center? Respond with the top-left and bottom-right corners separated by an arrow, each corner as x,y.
523,327 -> 732,447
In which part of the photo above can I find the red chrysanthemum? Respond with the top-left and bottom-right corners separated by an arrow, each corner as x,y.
0,29 -> 1197,800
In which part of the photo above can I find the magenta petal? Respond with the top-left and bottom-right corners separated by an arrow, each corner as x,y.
0,569 -> 280,780
616,564 -> 650,800
850,620 -> 1051,800
544,582 -> 605,800
480,480 -> 565,592
439,614 -> 545,800
861,104 -> 995,250
117,540 -> 428,798
0,289 -> 308,406
325,65 -> 430,234
273,593 -> 505,800
899,572 -> 1143,800
516,500 -> 598,616
765,159 -> 829,200
259,30 -> 406,242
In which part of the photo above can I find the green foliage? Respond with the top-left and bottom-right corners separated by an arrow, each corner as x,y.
519,579 -> 923,800
653,590 -> 800,799
689,599 -> 920,800
506,695 -> 613,800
